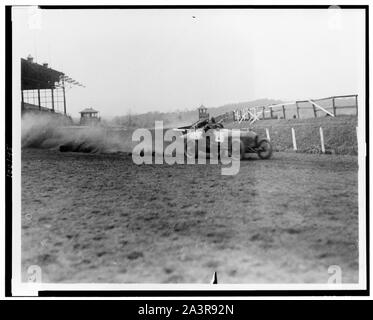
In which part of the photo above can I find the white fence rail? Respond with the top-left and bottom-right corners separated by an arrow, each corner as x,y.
232,94 -> 358,122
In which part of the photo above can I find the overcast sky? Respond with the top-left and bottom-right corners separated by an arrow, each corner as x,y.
13,7 -> 365,118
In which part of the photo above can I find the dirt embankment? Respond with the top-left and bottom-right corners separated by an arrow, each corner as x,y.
226,116 -> 358,155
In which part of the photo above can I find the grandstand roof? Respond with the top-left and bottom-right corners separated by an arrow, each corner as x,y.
21,58 -> 64,90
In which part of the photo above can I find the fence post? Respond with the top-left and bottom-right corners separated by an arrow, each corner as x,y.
291,128 -> 297,151
296,102 -> 300,119
282,105 -> 286,119
312,101 -> 317,118
266,128 -> 270,141
319,127 -> 325,153
332,97 -> 336,116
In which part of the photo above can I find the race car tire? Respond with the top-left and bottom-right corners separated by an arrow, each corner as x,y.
257,139 -> 273,159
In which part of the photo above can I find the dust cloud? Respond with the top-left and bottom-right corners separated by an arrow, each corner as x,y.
21,113 -> 135,153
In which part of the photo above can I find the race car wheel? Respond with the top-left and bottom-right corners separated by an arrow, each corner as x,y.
257,139 -> 273,159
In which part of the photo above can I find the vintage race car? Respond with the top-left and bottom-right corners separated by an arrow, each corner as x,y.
177,119 -> 273,160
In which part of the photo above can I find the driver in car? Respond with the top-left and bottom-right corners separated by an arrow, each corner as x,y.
204,117 -> 223,131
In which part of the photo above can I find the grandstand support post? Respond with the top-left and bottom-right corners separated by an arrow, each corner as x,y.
51,88 -> 55,112
21,90 -> 24,112
355,95 -> 358,116
37,88 -> 41,110
291,128 -> 297,151
319,127 -> 325,153
332,97 -> 336,116
296,102 -> 300,119
282,105 -> 286,119
62,79 -> 67,115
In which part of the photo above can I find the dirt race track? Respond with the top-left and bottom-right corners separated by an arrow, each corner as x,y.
21,149 -> 359,283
